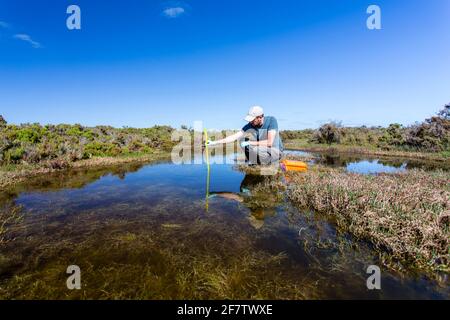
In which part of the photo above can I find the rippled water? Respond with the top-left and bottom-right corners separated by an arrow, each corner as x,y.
0,153 -> 448,299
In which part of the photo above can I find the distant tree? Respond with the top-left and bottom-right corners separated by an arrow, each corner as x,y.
405,105 -> 450,152
437,103 -> 450,120
0,115 -> 6,127
386,123 -> 404,145
314,122 -> 341,145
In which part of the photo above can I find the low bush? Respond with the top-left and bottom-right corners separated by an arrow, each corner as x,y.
0,118 -> 175,166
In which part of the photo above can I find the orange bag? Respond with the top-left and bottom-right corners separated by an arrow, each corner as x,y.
280,160 -> 308,172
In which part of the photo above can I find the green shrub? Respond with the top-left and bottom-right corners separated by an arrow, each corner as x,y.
4,147 -> 25,164
404,105 -> 450,152
282,104 -> 449,153
280,129 -> 314,141
0,123 -> 175,165
83,142 -> 122,158
312,123 -> 341,145
16,126 -> 44,144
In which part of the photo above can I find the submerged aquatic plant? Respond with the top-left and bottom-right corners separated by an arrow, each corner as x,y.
1,155 -> 448,299
0,212 -> 319,299
0,204 -> 23,244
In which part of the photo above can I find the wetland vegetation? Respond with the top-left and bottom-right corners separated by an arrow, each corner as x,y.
0,105 -> 449,299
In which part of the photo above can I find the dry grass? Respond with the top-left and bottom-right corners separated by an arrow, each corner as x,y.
283,153 -> 316,162
286,168 -> 450,272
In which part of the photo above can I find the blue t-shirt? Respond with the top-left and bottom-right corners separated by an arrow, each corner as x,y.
242,116 -> 284,151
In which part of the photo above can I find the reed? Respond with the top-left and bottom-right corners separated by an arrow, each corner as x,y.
286,168 -> 450,272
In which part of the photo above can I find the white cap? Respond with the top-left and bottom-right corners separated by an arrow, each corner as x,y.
244,106 -> 264,122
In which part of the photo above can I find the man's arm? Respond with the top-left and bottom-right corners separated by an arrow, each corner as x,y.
209,131 -> 244,145
248,130 -> 276,147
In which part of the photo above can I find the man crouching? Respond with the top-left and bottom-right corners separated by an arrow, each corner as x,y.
206,106 -> 284,165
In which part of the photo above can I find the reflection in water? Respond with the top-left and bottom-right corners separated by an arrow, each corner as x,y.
292,151 -> 450,174
346,160 -> 407,174
210,174 -> 279,229
0,155 -> 448,299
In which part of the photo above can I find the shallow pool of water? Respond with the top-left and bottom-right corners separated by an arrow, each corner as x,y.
0,154 -> 448,299
285,150 -> 449,174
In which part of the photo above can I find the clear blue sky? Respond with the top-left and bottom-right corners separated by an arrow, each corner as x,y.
1,0 -> 449,130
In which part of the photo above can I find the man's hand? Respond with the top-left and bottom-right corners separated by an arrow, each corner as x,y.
240,141 -> 250,148
205,140 -> 219,147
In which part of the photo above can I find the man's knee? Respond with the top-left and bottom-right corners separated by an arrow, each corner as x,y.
245,145 -> 259,164
245,146 -> 281,165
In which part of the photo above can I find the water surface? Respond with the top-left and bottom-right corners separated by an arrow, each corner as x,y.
0,154 -> 448,299
286,150 -> 449,174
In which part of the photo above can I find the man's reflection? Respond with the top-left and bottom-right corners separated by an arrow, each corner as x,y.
209,174 -> 279,229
